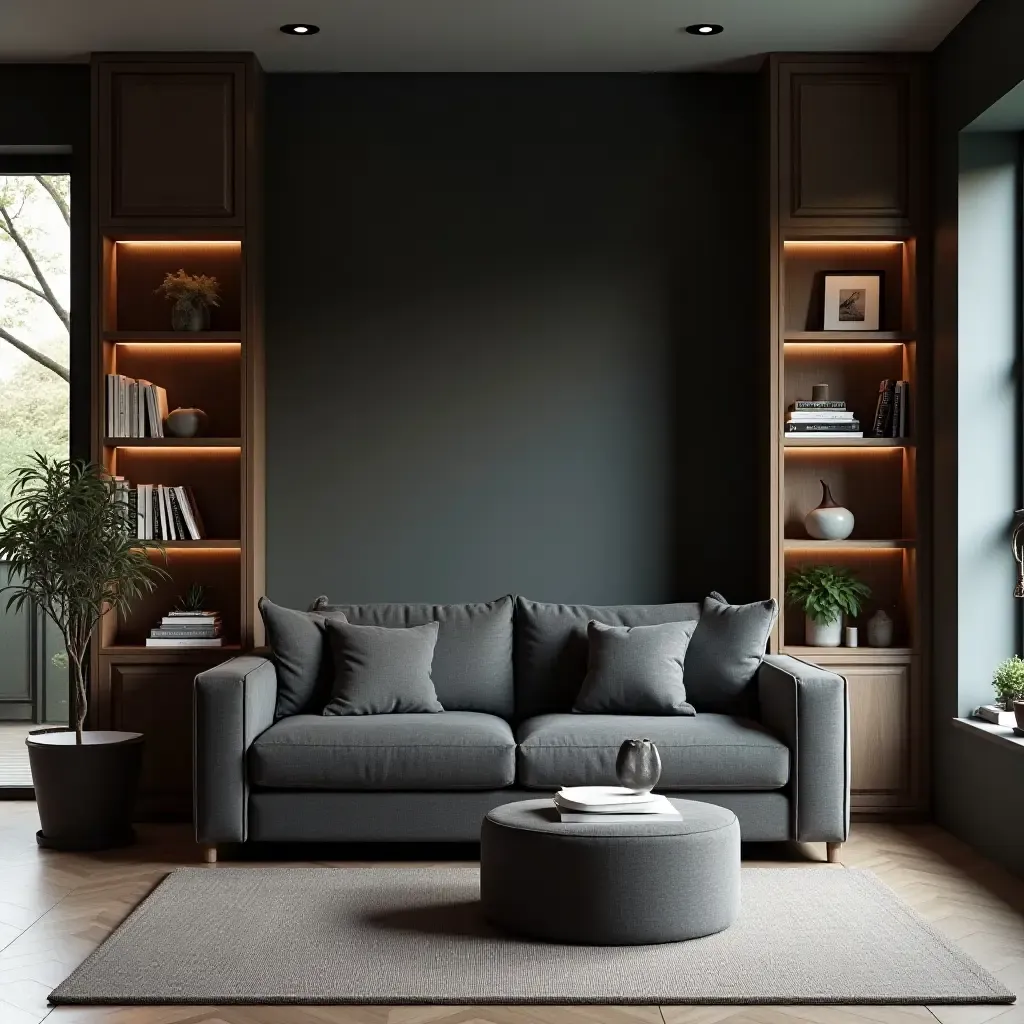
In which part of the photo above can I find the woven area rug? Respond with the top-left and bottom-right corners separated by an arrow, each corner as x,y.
50,865 -> 1014,1006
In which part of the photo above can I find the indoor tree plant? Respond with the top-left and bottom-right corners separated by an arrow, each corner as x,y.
155,268 -> 220,332
786,564 -> 872,647
0,454 -> 167,848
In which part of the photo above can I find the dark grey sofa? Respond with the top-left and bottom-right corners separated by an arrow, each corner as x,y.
194,596 -> 850,854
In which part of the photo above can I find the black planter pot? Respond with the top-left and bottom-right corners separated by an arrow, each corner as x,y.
26,730 -> 143,850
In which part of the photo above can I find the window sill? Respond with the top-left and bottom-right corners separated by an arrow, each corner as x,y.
953,716 -> 1024,753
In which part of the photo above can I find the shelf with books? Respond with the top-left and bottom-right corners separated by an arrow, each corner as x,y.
103,438 -> 242,448
146,540 -> 241,550
783,437 -> 913,448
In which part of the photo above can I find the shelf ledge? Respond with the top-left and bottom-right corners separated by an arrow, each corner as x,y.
784,331 -> 912,343
784,438 -> 912,448
102,437 -> 242,448
783,539 -> 915,550
953,716 -> 1024,754
104,331 -> 242,343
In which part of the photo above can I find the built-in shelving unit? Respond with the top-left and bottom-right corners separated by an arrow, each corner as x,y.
765,54 -> 928,817
89,52 -> 264,819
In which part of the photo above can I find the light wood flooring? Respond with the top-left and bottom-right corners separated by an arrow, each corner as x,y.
2,801 -> 1024,1024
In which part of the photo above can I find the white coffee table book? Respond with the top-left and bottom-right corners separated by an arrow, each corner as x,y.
554,786 -> 682,822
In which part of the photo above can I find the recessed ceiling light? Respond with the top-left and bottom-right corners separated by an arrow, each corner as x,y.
683,24 -> 724,36
280,23 -> 319,35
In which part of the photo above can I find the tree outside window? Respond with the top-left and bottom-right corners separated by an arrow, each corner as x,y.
0,173 -> 70,509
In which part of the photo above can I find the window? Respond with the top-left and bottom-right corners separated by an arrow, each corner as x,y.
0,163 -> 70,507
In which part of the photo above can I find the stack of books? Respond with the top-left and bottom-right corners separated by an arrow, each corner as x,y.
871,379 -> 910,438
113,480 -> 206,540
105,374 -> 169,438
554,786 -> 681,823
785,399 -> 863,438
147,610 -> 223,648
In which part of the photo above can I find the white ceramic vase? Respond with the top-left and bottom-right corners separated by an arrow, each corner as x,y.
806,614 -> 842,647
805,480 -> 855,540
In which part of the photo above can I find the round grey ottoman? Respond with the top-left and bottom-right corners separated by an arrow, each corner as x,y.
480,797 -> 739,945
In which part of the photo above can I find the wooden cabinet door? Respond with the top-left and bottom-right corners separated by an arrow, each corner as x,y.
777,59 -> 923,228
97,61 -> 245,225
844,661 -> 922,813
96,653 -> 230,820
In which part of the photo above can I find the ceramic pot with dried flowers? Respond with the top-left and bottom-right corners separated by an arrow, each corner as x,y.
155,269 -> 220,332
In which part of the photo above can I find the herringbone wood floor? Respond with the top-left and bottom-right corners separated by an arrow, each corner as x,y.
2,802 -> 1024,1024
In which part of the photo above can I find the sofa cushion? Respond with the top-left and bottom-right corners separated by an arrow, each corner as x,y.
514,598 -> 701,720
309,596 -> 513,717
250,711 -> 516,791
516,713 -> 789,791
684,593 -> 778,715
322,620 -> 443,716
259,597 -> 348,718
573,620 -> 697,715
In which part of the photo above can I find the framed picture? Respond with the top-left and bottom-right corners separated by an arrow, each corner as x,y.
823,272 -> 882,331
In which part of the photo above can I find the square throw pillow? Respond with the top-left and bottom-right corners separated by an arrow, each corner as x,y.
323,619 -> 444,716
684,592 -> 778,714
259,597 -> 348,719
573,619 -> 698,715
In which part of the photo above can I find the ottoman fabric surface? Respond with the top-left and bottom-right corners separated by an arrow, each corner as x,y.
480,797 -> 740,944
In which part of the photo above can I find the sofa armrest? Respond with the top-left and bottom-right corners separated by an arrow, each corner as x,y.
194,656 -> 277,845
758,654 -> 850,843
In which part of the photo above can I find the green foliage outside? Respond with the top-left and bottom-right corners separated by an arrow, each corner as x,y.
0,174 -> 70,511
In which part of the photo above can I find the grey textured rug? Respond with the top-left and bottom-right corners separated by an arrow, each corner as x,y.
50,866 -> 1014,1006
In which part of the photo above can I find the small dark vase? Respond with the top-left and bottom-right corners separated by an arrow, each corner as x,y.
171,301 -> 209,332
616,738 -> 662,794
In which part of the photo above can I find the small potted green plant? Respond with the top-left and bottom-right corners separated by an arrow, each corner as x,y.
0,454 -> 167,849
992,656 -> 1024,717
785,564 -> 872,647
155,268 -> 220,332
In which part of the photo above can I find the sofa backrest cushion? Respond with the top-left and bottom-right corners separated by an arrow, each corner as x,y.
513,597 -> 701,720
308,595 -> 514,717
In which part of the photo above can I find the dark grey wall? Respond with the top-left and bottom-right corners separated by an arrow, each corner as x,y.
265,74 -> 758,607
933,0 -> 1024,872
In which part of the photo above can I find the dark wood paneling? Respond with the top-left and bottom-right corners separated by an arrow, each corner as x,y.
96,60 -> 245,225
778,59 -> 923,228
99,653 -> 229,820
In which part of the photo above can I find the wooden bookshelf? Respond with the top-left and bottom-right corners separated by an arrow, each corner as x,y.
89,53 -> 264,819
765,55 -> 929,818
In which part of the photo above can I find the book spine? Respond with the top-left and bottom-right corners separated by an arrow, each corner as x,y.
167,488 -> 188,540
890,381 -> 903,438
128,487 -> 139,539
785,421 -> 861,432
793,401 -> 846,410
184,486 -> 205,539
152,486 -> 162,540
871,379 -> 892,437
150,628 -> 221,638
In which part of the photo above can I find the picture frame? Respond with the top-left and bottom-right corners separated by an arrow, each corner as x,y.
822,272 -> 882,331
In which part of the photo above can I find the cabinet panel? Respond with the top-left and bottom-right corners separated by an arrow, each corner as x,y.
777,61 -> 922,227
97,62 -> 244,223
841,661 -> 923,813
97,654 -> 230,820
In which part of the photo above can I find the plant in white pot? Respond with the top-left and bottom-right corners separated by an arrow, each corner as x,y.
785,564 -> 871,648
0,454 -> 167,849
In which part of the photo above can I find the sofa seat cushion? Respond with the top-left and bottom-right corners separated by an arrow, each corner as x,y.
516,714 -> 790,791
250,712 -> 516,791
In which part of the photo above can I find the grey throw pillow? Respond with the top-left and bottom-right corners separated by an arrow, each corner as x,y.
574,619 -> 697,716
684,592 -> 778,714
323,620 -> 444,716
259,597 -> 348,719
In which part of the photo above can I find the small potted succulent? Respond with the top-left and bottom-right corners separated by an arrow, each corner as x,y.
0,455 -> 167,848
992,657 -> 1024,729
155,269 -> 220,332
786,564 -> 872,647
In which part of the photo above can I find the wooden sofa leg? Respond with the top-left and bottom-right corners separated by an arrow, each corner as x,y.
826,842 -> 842,864
202,844 -> 218,864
